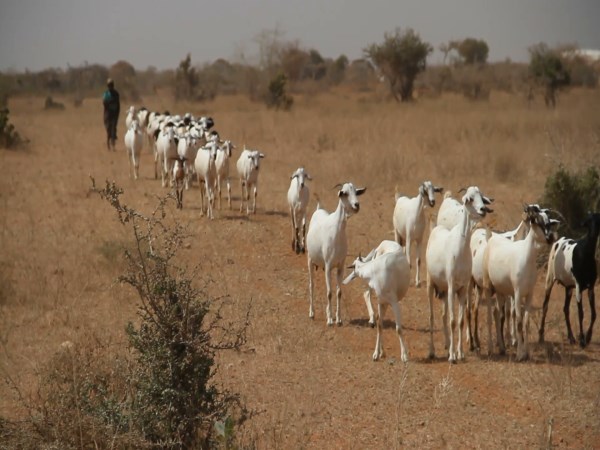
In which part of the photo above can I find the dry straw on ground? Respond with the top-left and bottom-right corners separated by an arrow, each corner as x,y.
1,88 -> 599,448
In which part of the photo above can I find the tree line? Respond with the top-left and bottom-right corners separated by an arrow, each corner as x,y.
0,28 -> 597,109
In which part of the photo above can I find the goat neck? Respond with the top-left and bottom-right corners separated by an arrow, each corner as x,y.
334,197 -> 351,230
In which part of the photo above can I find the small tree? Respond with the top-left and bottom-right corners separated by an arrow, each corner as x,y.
109,60 -> 140,102
174,53 -> 199,101
265,73 -> 293,110
529,43 -> 570,108
364,28 -> 433,102
92,179 -> 249,447
456,38 -> 489,65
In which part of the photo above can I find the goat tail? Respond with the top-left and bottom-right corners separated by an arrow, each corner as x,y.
443,190 -> 453,199
394,184 -> 401,202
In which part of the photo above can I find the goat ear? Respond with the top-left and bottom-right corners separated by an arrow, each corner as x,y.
259,153 -> 265,158
356,187 -> 367,196
306,173 -> 312,180
483,196 -> 494,205
435,186 -> 444,193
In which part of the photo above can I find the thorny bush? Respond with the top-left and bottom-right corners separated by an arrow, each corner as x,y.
2,179 -> 251,449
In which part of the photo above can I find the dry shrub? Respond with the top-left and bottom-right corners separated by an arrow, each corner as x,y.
2,180 -> 251,449
0,108 -> 24,149
2,339 -> 144,449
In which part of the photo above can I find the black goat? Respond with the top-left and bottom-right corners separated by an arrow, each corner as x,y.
539,212 -> 600,347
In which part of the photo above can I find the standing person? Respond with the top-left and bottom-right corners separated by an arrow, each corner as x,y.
102,78 -> 120,151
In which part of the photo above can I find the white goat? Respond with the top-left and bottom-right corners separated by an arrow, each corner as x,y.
194,141 -> 219,219
216,140 -> 235,209
287,167 -> 312,254
136,107 -> 149,129
437,188 -> 494,230
155,124 -> 178,188
392,181 -> 443,287
173,158 -> 185,209
306,182 -> 366,325
425,186 -> 493,362
344,241 -> 411,362
125,106 -> 136,130
236,147 -> 265,214
176,133 -> 201,190
123,119 -> 144,180
482,205 -> 558,361
467,205 -> 551,353
358,240 -> 404,327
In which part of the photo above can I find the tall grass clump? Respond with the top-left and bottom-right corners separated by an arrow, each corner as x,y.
2,180 -> 250,449
540,164 -> 600,237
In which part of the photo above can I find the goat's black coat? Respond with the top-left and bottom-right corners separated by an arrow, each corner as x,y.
539,212 -> 600,347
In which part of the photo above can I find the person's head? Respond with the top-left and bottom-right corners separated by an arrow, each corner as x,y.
107,78 -> 114,89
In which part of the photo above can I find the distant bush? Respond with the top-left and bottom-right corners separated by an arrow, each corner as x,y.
540,165 -> 600,237
44,95 -> 65,110
265,73 -> 293,110
0,108 -> 24,149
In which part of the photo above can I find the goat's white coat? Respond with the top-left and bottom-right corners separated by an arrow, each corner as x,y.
359,240 -> 404,327
482,209 -> 556,360
176,133 -> 201,190
173,158 -> 185,209
236,148 -> 265,214
437,188 -> 494,230
194,141 -> 219,219
124,119 -> 144,180
125,106 -> 136,130
155,124 -> 178,188
426,186 -> 492,362
216,140 -> 235,209
344,242 -> 411,362
287,167 -> 312,254
392,181 -> 443,287
306,182 -> 366,325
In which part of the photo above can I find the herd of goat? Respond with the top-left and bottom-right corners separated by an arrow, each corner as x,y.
121,105 -> 598,364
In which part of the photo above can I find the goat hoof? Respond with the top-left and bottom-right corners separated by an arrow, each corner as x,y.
369,321 -> 375,328
428,351 -> 435,360
579,336 -> 586,348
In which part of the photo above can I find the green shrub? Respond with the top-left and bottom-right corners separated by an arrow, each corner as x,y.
540,165 -> 600,237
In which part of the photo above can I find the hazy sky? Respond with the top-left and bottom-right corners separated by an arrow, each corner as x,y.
1,0 -> 599,72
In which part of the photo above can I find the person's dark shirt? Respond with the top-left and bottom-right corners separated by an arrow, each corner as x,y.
103,88 -> 120,116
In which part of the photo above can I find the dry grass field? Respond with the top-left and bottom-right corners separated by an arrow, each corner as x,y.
1,87 -> 600,448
